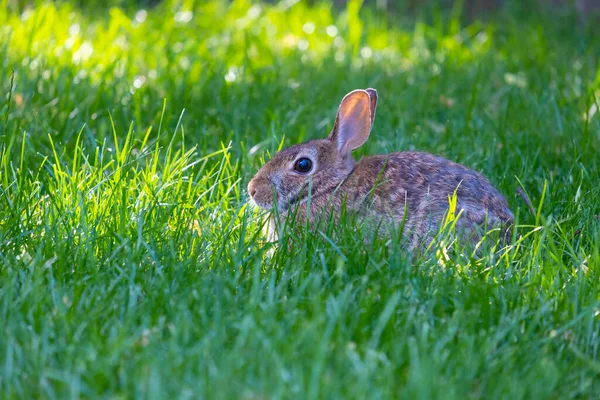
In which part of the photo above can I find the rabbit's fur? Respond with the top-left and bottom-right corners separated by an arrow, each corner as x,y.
248,88 -> 513,250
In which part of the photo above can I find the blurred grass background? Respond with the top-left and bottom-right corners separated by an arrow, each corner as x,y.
1,0 -> 600,398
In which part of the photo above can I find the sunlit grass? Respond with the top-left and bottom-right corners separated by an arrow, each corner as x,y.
1,0 -> 600,398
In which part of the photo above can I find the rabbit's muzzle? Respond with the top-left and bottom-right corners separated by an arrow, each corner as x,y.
247,177 -> 274,210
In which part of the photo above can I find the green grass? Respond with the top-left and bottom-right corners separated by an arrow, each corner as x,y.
1,0 -> 600,398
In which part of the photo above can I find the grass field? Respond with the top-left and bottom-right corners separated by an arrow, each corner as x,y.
1,0 -> 600,398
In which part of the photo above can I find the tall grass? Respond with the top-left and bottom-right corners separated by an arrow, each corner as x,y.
1,0 -> 599,398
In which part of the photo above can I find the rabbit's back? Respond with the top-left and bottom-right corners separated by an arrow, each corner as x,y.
343,151 -> 513,248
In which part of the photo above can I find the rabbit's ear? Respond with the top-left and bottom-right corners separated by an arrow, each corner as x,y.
329,89 -> 377,155
365,88 -> 378,128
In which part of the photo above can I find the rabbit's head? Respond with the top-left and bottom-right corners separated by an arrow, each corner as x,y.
248,88 -> 377,212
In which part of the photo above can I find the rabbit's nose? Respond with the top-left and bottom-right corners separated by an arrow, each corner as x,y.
248,181 -> 257,198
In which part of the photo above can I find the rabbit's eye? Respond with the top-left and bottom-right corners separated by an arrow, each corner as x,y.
294,158 -> 313,173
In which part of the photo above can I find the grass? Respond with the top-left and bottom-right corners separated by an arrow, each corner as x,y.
1,0 -> 600,398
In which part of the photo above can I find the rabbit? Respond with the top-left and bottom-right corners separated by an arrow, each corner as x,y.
247,88 -> 514,251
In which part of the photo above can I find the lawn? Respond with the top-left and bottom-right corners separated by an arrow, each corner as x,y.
1,0 -> 599,398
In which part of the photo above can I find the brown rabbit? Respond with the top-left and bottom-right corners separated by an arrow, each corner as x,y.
247,88 -> 513,251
